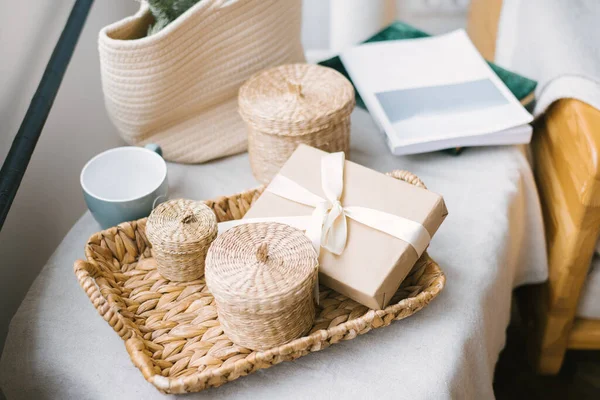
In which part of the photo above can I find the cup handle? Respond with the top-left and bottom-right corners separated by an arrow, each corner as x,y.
147,144 -> 166,209
152,193 -> 168,209
144,143 -> 163,157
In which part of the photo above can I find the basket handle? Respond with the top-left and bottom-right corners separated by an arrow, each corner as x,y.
74,260 -> 134,340
387,170 -> 427,189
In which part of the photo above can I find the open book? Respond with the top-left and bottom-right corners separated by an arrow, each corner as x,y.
340,30 -> 534,155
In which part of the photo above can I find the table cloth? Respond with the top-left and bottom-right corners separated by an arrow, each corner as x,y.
0,109 -> 548,399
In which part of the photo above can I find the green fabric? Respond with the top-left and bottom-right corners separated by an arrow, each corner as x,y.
318,21 -> 537,110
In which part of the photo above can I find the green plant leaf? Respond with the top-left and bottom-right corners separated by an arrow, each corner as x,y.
146,0 -> 203,35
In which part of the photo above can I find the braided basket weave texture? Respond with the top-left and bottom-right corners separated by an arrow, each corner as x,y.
146,199 -> 218,281
99,0 -> 305,163
239,64 -> 355,183
206,223 -> 318,350
74,170 -> 445,394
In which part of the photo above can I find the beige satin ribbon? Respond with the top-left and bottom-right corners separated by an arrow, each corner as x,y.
218,151 -> 431,258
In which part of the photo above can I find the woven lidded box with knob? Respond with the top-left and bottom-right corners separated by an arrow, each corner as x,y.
146,199 -> 218,281
238,63 -> 355,183
205,222 -> 319,350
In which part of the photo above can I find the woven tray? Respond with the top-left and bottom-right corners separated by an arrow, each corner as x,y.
75,170 -> 446,394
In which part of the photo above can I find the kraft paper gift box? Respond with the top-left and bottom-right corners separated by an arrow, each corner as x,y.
243,145 -> 448,309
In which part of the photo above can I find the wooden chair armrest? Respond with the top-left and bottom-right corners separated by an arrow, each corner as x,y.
528,99 -> 600,372
532,98 -> 600,311
535,100 -> 600,209
533,98 -> 600,300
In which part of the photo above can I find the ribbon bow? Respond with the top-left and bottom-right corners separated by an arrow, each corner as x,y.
252,152 -> 431,258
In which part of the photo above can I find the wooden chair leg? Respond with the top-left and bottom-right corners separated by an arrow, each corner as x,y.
520,99 -> 600,374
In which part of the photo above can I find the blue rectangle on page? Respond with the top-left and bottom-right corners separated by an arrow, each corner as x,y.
375,78 -> 509,122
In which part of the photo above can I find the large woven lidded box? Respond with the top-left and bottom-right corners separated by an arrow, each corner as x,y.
239,63 -> 355,183
146,199 -> 217,281
205,222 -> 318,350
98,0 -> 305,163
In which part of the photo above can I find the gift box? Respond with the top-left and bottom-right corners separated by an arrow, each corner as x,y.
242,144 -> 447,309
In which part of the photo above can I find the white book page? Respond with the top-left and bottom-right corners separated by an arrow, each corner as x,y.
340,30 -> 533,150
390,125 -> 532,155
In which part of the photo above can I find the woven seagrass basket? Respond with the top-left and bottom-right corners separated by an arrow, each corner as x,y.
146,199 -> 218,281
239,64 -> 355,183
99,0 -> 305,163
206,222 -> 318,350
74,170 -> 445,394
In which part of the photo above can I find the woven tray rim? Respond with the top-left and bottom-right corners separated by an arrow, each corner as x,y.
74,169 -> 446,394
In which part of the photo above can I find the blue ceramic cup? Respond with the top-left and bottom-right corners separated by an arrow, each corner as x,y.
80,144 -> 168,229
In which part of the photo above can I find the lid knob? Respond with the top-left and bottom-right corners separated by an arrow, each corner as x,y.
180,211 -> 197,224
256,242 -> 269,263
286,80 -> 304,98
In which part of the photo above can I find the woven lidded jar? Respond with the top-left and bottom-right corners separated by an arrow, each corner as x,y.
239,63 -> 355,183
205,222 -> 319,350
146,199 -> 218,281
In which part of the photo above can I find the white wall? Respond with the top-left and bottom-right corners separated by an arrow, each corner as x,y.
0,0 -> 467,355
301,0 -> 468,60
396,0 -> 468,34
0,0 -> 134,352
301,0 -> 330,50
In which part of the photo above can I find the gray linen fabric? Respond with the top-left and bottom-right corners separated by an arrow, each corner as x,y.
0,109 -> 548,399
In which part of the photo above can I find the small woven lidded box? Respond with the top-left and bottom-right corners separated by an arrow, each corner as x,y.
239,63 -> 355,183
146,199 -> 218,281
205,222 -> 319,350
